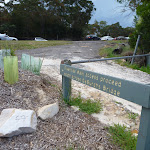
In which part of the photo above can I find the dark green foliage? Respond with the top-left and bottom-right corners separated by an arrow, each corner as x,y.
0,0 -> 95,40
108,124 -> 137,150
88,20 -> 134,37
121,1 -> 150,54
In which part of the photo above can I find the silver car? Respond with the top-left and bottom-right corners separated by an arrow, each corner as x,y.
101,36 -> 114,41
0,33 -> 18,41
35,37 -> 48,41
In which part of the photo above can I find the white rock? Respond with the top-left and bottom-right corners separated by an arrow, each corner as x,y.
71,106 -> 79,112
37,103 -> 59,120
0,108 -> 37,137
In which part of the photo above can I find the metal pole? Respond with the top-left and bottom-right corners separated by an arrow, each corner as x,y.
131,35 -> 141,65
71,54 -> 150,64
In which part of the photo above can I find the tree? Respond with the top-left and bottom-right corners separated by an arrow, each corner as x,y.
87,20 -> 133,37
129,1 -> 150,53
2,0 -> 95,40
117,0 -> 150,54
106,22 -> 123,37
99,21 -> 107,36
63,0 -> 95,39
116,0 -> 143,11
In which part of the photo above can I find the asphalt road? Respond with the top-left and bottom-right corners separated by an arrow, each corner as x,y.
16,41 -> 107,61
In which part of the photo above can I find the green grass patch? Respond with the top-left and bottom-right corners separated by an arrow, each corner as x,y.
108,124 -> 137,150
0,40 -> 72,50
128,112 -> 138,120
99,40 -> 132,58
120,61 -> 150,74
99,46 -> 118,58
107,40 -> 128,44
99,40 -> 150,74
67,96 -> 102,115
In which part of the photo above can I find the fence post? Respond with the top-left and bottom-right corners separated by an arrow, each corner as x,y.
61,60 -> 71,102
131,35 -> 140,65
136,106 -> 150,150
146,54 -> 150,67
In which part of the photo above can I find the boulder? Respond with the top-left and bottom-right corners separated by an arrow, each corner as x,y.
0,108 -> 37,137
37,103 -> 59,120
112,47 -> 123,54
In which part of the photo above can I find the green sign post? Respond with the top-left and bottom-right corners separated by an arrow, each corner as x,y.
60,60 -> 150,150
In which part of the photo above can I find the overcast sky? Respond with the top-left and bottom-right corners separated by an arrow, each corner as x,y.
90,0 -> 135,27
3,0 -> 135,27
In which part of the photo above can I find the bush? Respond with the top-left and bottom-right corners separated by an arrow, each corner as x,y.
129,2 -> 150,54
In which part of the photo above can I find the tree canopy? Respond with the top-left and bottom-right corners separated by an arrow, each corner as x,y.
87,20 -> 134,37
129,1 -> 150,53
116,0 -> 150,53
0,0 -> 95,40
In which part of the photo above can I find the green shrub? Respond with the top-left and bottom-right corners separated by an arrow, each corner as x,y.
108,124 -> 137,150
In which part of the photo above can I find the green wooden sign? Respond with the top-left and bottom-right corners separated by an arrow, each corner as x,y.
60,64 -> 150,108
60,62 -> 150,150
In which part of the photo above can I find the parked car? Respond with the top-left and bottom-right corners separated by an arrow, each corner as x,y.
125,37 -> 130,40
101,36 -> 114,41
85,35 -> 100,40
115,36 -> 126,40
0,33 -> 18,41
35,37 -> 48,41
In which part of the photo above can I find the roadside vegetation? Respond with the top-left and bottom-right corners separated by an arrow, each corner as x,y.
0,40 -> 71,50
128,112 -> 138,121
99,40 -> 150,74
108,124 -> 137,150
66,95 -> 102,115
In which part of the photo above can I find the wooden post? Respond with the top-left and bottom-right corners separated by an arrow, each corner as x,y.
136,107 -> 150,150
146,55 -> 150,67
61,60 -> 71,102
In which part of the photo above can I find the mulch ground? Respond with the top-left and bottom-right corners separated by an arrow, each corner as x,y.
0,69 -> 119,150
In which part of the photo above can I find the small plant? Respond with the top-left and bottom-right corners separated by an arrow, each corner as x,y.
2,41 -> 16,56
115,101 -> 122,105
10,48 -> 16,56
108,124 -> 137,150
128,112 -> 138,120
68,95 -> 102,115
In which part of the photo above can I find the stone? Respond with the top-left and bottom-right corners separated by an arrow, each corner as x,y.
112,48 -> 123,54
37,102 -> 59,120
0,108 -> 37,137
71,106 -> 79,112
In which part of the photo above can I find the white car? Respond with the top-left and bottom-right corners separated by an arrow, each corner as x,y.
0,33 -> 18,41
101,36 -> 114,41
35,37 -> 48,41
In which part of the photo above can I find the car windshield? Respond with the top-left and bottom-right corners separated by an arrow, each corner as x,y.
36,37 -> 44,40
